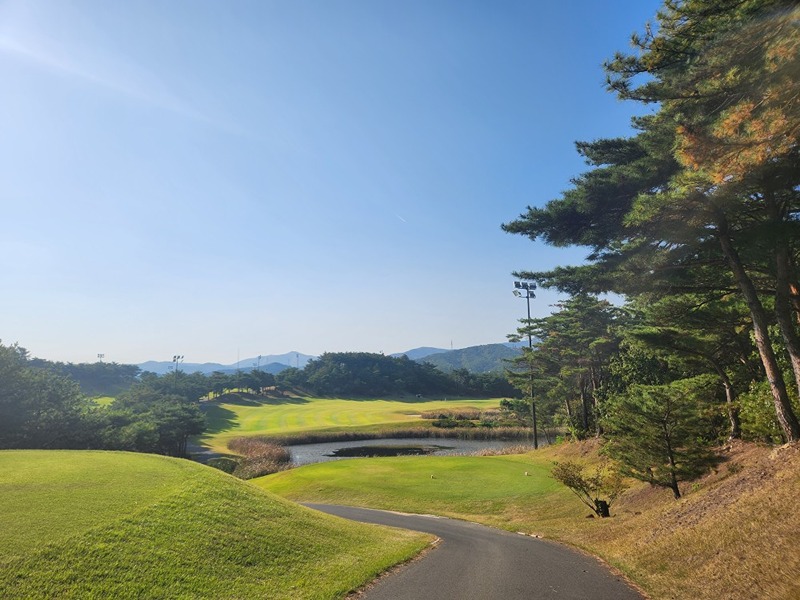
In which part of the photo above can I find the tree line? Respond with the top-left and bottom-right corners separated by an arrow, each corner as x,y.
0,344 -> 516,456
274,351 -> 516,398
0,343 -> 203,456
502,0 -> 800,499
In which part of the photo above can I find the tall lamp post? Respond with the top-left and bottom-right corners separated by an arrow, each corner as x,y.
172,354 -> 184,387
513,281 -> 538,449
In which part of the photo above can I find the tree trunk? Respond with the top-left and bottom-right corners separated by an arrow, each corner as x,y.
765,187 -> 800,398
790,282 -> 800,324
580,377 -> 590,434
594,499 -> 610,518
590,365 -> 603,436
707,357 -> 741,440
664,428 -> 682,500
542,425 -> 552,445
716,218 -> 800,442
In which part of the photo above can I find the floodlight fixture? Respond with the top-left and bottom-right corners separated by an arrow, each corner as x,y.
510,280 -> 538,450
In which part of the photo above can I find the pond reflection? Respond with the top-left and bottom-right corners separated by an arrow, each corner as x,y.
286,437 -> 533,465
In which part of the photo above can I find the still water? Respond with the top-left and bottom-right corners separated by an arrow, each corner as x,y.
286,437 -> 534,466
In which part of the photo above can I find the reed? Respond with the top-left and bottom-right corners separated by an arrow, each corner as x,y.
248,426 -> 534,447
227,437 -> 292,479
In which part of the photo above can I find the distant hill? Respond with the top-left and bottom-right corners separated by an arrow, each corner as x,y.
390,347 -> 449,361
208,362 -> 290,376
419,343 -> 521,373
138,352 -> 316,375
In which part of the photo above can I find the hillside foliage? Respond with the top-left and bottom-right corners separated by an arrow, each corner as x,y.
275,351 -> 516,397
503,0 -> 800,496
420,343 -> 521,374
0,342 -> 203,456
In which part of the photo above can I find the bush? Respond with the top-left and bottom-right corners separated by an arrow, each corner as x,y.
551,460 -> 626,518
421,409 -> 485,421
739,380 -> 798,443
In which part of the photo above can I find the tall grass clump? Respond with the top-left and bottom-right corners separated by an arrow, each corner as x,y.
227,437 -> 292,479
262,426 -> 534,447
466,444 -> 534,456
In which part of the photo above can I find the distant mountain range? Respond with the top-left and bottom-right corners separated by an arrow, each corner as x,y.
389,347 -> 450,361
138,352 -> 315,376
416,343 -> 522,374
138,344 -> 525,376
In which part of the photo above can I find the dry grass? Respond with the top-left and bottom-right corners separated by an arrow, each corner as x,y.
542,440 -> 800,600
227,437 -> 292,479
248,426 -> 535,447
465,444 -> 534,456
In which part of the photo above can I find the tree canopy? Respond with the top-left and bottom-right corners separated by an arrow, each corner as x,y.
504,0 -> 800,445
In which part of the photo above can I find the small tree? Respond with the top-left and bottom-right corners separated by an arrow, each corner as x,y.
603,377 -> 716,499
551,460 -> 626,518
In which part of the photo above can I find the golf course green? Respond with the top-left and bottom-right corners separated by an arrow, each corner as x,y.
200,396 -> 503,453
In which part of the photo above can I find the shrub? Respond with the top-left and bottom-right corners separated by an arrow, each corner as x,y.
551,460 -> 627,518
738,380 -> 797,443
420,409 -> 484,421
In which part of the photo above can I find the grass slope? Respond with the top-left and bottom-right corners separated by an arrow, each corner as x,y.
0,451 -> 430,599
201,396 -> 502,453
258,440 -> 800,600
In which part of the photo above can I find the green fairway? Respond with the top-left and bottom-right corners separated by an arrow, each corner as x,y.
255,452 -> 583,529
200,396 -> 503,453
0,450 -> 430,599
92,396 -> 115,407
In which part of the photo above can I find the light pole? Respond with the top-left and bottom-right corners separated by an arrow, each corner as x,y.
97,353 -> 105,363
172,354 -> 184,387
513,281 -> 538,449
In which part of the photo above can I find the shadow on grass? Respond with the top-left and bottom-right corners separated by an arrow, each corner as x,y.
213,392 -> 312,407
201,403 -> 239,434
306,394 -> 493,404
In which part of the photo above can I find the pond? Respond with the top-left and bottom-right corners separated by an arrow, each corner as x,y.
286,437 -> 536,466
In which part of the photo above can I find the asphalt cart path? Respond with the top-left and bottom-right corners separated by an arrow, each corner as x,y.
308,504 -> 644,600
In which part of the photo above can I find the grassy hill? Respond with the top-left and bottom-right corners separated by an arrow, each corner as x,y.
257,440 -> 800,600
0,451 -> 430,599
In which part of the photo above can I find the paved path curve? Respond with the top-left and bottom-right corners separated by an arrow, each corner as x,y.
308,504 -> 644,600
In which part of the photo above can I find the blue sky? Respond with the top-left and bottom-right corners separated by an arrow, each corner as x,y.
1,0 -> 661,364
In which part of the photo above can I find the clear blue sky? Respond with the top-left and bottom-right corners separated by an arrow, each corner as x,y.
1,0 -> 661,365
